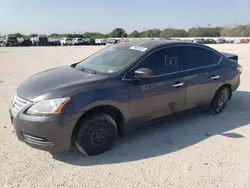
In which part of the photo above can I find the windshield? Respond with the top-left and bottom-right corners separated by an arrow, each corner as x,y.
75,43 -> 147,74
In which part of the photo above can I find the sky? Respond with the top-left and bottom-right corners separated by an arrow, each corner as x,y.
0,0 -> 249,35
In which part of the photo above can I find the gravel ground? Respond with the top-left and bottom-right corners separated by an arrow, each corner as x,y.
0,44 -> 250,188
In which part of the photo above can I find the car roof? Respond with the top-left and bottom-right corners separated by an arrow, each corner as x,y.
124,39 -> 192,50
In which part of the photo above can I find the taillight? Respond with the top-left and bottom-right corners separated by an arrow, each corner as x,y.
237,65 -> 242,74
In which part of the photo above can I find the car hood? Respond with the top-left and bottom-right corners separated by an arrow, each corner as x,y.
17,66 -> 108,101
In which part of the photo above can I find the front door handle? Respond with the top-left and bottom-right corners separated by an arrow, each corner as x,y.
172,82 -> 184,88
211,75 -> 220,80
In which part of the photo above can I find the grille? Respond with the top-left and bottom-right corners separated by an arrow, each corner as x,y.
11,94 -> 29,113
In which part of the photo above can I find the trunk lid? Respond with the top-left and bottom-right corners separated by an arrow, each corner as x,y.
221,52 -> 238,61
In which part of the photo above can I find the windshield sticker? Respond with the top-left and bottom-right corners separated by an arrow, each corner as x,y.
130,46 -> 147,52
108,70 -> 115,73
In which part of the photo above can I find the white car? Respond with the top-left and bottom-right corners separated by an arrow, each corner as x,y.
234,39 -> 241,44
60,38 -> 72,46
95,39 -> 106,45
72,38 -> 85,45
216,38 -> 226,44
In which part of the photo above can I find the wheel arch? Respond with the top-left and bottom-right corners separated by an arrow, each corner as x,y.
210,83 -> 232,106
219,83 -> 232,99
71,104 -> 125,141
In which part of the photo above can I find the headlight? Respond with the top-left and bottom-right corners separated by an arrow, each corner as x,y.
26,97 -> 71,115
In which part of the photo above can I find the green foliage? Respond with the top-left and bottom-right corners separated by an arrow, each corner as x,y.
128,30 -> 140,38
4,24 -> 250,39
29,34 -> 38,37
220,25 -> 250,37
188,27 -> 220,37
48,33 -> 60,38
121,33 -> 128,38
8,33 -> 23,37
160,28 -> 189,37
109,28 -> 127,38
83,32 -> 105,38
139,29 -> 162,37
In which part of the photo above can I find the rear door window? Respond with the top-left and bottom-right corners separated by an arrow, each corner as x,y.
181,46 -> 213,70
211,52 -> 221,65
181,46 -> 222,70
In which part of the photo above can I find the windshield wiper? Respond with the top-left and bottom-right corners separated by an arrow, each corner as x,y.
71,64 -> 97,74
81,68 -> 96,74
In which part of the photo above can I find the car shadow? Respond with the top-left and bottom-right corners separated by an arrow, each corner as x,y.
51,90 -> 250,166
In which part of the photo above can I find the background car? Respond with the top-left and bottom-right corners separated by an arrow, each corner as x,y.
234,39 -> 241,44
106,39 -> 118,45
216,38 -> 226,44
193,38 -> 206,44
225,39 -> 234,44
60,38 -> 72,46
0,38 -> 4,46
117,39 -> 129,44
205,39 -> 217,44
48,38 -> 61,46
2,36 -> 18,46
72,38 -> 85,45
32,36 -> 49,46
240,38 -> 249,43
95,38 -> 106,45
85,38 -> 95,45
18,37 -> 32,46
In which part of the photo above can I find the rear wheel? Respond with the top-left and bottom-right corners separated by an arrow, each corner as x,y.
209,86 -> 230,115
75,114 -> 117,156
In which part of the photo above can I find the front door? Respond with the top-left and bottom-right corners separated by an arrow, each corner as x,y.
125,46 -> 187,124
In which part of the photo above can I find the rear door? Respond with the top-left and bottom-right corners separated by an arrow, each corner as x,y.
127,46 -> 187,123
180,46 -> 222,109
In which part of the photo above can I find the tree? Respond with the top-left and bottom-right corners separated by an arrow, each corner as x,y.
48,33 -> 60,38
3,23 -> 250,39
160,28 -> 189,37
109,28 -> 127,38
151,29 -> 162,37
8,33 -> 23,37
121,33 -> 128,38
220,25 -> 246,37
83,32 -> 105,38
188,27 -> 220,37
29,34 -> 38,37
139,29 -> 162,37
128,30 -> 139,38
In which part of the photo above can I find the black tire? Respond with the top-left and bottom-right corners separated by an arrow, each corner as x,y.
209,86 -> 230,115
75,114 -> 117,156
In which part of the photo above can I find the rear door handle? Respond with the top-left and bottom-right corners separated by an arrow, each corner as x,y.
211,75 -> 220,80
172,82 -> 184,88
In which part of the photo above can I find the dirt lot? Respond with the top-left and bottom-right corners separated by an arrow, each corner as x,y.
0,44 -> 250,188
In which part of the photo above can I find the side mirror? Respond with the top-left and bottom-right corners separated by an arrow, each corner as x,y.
134,68 -> 154,79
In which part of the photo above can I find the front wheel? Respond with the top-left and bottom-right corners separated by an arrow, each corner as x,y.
209,87 -> 230,115
75,114 -> 117,156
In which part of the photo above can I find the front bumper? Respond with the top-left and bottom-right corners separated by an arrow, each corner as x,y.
9,107 -> 82,152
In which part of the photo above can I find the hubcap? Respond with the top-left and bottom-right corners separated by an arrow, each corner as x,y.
91,127 -> 109,146
216,90 -> 228,111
